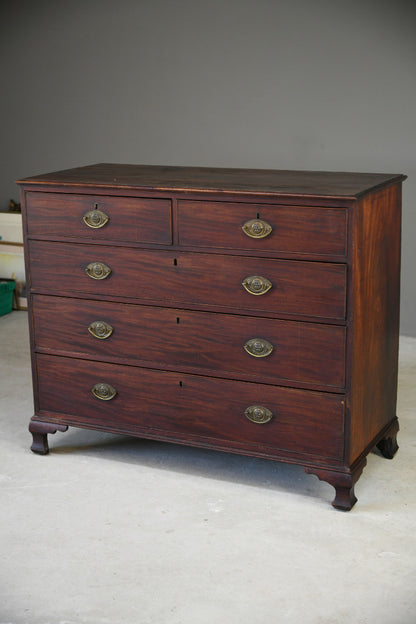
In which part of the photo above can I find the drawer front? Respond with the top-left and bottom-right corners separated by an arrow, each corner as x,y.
178,201 -> 347,256
29,241 -> 346,320
36,354 -> 345,460
25,192 -> 172,244
32,295 -> 346,389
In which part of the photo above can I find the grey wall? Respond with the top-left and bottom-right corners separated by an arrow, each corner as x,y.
1,0 -> 415,334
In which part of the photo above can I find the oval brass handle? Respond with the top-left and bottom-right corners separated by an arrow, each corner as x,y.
85,262 -> 112,280
242,275 -> 272,295
88,321 -> 113,340
245,405 -> 274,424
83,209 -> 109,229
244,338 -> 273,358
91,382 -> 117,401
242,218 -> 272,239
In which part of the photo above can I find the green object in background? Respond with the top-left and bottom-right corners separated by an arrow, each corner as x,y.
0,279 -> 16,316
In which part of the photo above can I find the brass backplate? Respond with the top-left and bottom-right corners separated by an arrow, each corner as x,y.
85,261 -> 112,280
244,405 -> 274,424
88,321 -> 113,340
242,218 -> 272,239
244,338 -> 273,358
82,209 -> 109,229
242,275 -> 272,295
91,382 -> 117,401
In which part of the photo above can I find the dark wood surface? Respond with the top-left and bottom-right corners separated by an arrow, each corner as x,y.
177,200 -> 347,256
348,184 -> 402,464
28,240 -> 347,321
18,163 -> 405,510
26,191 -> 172,244
32,294 -> 346,390
35,353 -> 345,461
17,163 -> 406,198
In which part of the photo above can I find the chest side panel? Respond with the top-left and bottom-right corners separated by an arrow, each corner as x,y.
348,184 -> 402,463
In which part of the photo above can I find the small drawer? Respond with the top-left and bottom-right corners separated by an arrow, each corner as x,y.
28,242 -> 347,320
32,295 -> 346,389
25,191 -> 172,244
178,200 -> 347,256
36,354 -> 345,461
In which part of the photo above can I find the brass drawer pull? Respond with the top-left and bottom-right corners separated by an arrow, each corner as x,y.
91,382 -> 117,401
242,275 -> 272,295
244,338 -> 273,358
242,218 -> 272,239
83,208 -> 109,229
85,261 -> 111,280
245,405 -> 274,424
88,321 -> 113,340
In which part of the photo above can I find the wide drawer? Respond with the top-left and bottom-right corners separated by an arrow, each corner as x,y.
32,295 -> 346,389
28,241 -> 347,320
35,354 -> 345,461
178,200 -> 347,256
25,192 -> 172,244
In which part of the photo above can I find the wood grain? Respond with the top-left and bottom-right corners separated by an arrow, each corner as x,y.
32,294 -> 346,389
26,191 -> 172,244
178,200 -> 347,256
17,164 -> 406,509
347,185 -> 402,463
17,163 -> 405,198
35,353 -> 345,461
28,241 -> 347,320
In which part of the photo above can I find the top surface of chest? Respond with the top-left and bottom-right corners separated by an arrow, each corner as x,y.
16,163 -> 405,199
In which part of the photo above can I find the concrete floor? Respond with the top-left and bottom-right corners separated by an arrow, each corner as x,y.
1,311 -> 415,624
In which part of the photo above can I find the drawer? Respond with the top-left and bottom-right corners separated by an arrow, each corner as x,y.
178,200 -> 347,256
35,354 -> 345,461
25,192 -> 172,244
29,241 -> 347,320
32,295 -> 346,389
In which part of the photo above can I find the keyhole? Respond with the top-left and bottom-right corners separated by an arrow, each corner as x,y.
256,212 -> 260,219
179,381 -> 183,387
94,203 -> 98,210
176,317 -> 180,324
173,258 -> 178,266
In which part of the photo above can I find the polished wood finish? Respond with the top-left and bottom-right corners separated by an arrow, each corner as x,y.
28,420 -> 68,455
348,185 -> 402,464
18,164 -> 406,509
26,191 -> 172,244
17,163 -> 404,198
28,241 -> 347,320
304,457 -> 367,511
177,201 -> 347,256
36,353 -> 345,460
32,295 -> 346,389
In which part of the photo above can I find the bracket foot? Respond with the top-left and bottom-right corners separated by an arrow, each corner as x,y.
376,418 -> 399,459
29,419 -> 68,454
304,458 -> 367,511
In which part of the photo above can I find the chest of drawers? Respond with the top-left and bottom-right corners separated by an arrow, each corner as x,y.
17,164 -> 406,510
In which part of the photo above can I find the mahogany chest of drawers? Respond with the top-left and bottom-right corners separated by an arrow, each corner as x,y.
17,164 -> 406,510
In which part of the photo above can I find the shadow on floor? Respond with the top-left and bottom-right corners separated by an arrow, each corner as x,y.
46,426 -> 344,503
